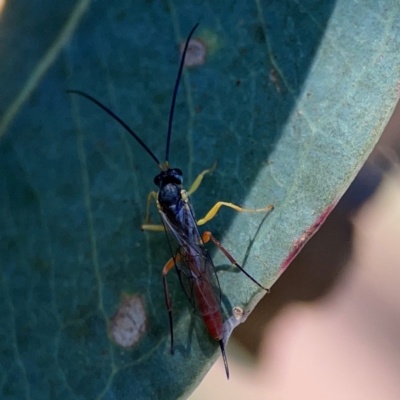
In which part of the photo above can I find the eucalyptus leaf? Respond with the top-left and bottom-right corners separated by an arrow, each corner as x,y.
1,1 -> 399,399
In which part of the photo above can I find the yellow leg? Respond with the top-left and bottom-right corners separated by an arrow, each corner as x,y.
144,191 -> 158,224
141,223 -> 165,231
197,202 -> 274,226
187,162 -> 217,196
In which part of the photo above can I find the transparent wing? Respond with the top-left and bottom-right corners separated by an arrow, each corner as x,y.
159,200 -> 221,310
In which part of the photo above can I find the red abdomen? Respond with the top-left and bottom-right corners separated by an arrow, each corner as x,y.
194,280 -> 223,340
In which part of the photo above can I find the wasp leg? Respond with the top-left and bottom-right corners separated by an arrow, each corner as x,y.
197,202 -> 274,226
141,224 -> 164,231
202,231 -> 269,292
144,191 -> 158,224
141,191 -> 164,230
162,253 -> 182,354
187,162 -> 217,196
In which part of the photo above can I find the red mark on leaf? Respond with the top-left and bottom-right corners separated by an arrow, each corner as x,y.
280,202 -> 338,272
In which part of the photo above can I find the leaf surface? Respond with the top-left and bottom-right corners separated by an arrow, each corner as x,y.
1,1 -> 399,399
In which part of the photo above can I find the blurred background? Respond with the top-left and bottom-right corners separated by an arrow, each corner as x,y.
190,100 -> 400,399
1,2 -> 399,398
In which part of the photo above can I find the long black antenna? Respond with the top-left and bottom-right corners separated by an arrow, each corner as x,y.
165,23 -> 199,165
67,90 -> 161,166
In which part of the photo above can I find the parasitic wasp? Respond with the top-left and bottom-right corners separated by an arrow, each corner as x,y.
68,23 -> 273,379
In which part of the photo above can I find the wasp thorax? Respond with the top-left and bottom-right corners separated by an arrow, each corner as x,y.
154,168 -> 183,188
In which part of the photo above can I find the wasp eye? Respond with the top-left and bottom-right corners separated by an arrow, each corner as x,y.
154,174 -> 162,187
170,168 -> 183,184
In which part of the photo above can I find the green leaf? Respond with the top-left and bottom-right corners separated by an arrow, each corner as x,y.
1,1 -> 399,398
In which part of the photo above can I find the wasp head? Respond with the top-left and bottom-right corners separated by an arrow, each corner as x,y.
154,168 -> 183,188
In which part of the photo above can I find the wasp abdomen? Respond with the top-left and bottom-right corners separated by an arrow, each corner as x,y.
194,279 -> 223,340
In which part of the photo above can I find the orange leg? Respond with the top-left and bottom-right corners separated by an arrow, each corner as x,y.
202,231 -> 269,292
162,253 -> 181,354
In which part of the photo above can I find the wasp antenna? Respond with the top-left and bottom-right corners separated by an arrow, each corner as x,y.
165,23 -> 199,165
219,339 -> 230,380
67,90 -> 161,166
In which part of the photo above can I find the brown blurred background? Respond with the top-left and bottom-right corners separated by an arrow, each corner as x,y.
190,100 -> 400,399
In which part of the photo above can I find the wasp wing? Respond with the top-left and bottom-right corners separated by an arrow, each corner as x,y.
159,197 -> 221,311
